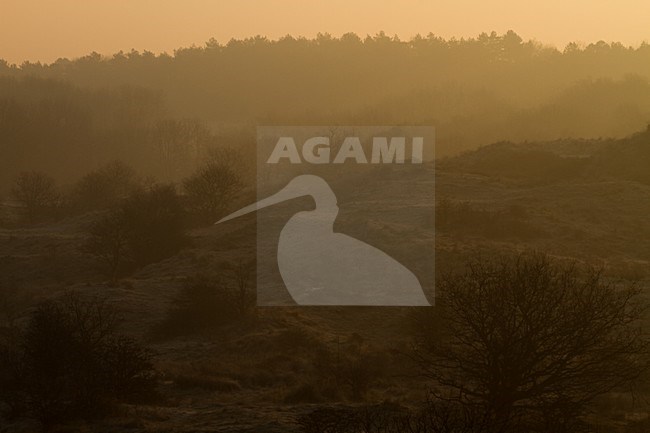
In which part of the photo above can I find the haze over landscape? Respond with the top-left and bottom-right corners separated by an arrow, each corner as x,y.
2,2 -> 650,432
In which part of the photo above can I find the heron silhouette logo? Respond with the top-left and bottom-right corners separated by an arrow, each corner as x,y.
216,125 -> 434,306
217,174 -> 431,306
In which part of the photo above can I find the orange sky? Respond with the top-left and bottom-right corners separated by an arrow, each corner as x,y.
1,0 -> 649,64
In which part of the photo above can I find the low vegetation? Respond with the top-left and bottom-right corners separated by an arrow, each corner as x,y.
0,292 -> 157,426
435,198 -> 540,239
153,266 -> 255,339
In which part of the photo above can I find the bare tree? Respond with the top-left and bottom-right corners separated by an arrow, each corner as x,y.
11,171 -> 59,222
412,253 -> 649,432
183,160 -> 242,223
0,292 -> 156,424
83,210 -> 130,283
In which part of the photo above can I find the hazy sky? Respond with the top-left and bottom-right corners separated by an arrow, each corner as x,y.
1,0 -> 649,64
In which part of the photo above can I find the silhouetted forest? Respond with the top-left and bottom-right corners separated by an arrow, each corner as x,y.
2,31 -> 650,192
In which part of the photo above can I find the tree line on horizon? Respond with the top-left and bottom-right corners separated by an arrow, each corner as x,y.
1,31 -> 650,192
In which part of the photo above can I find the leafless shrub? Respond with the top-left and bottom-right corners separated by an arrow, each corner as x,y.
11,171 -> 59,222
412,252 -> 649,431
0,292 -> 157,425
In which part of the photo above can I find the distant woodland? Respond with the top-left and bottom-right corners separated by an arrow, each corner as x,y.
2,31 -> 650,191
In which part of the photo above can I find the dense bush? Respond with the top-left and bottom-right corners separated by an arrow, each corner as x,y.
70,160 -> 141,212
121,184 -> 187,266
84,184 -> 188,277
154,268 -> 255,339
183,157 -> 243,224
11,171 -> 59,222
0,292 -> 157,425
